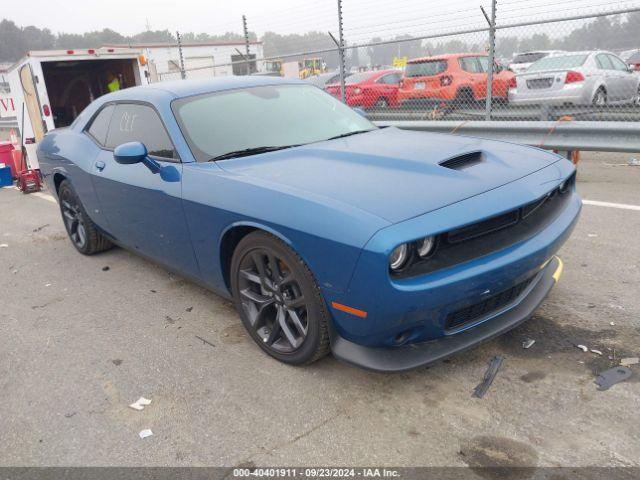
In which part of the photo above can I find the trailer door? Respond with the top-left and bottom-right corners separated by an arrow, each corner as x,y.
19,63 -> 47,142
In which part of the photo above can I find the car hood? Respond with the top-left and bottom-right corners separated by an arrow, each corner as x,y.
218,127 -> 560,224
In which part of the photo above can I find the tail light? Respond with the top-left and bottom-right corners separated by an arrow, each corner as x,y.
440,75 -> 452,87
66,50 -> 74,55
87,49 -> 96,54
565,71 -> 585,83
633,64 -> 640,71
42,105 -> 51,117
508,77 -> 517,89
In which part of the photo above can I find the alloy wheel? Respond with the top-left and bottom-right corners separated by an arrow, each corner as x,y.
61,192 -> 87,249
237,248 -> 309,353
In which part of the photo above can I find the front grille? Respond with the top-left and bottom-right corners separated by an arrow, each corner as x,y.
445,276 -> 535,331
447,209 -> 519,244
527,78 -> 553,89
394,172 -> 576,279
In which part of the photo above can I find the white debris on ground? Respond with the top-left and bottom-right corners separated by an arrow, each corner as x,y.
577,344 -> 588,352
138,429 -> 153,439
620,358 -> 639,366
129,397 -> 152,411
522,338 -> 535,349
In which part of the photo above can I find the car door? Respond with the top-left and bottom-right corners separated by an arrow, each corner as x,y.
608,54 -> 637,101
595,54 -> 622,101
458,56 -> 485,99
90,102 -> 199,276
375,73 -> 401,106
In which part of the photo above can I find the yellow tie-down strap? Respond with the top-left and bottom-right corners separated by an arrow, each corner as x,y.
552,256 -> 564,283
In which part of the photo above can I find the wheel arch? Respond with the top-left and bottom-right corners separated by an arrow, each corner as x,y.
218,221 -> 296,293
53,172 -> 68,195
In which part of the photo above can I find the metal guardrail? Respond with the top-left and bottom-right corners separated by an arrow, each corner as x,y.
374,121 -> 640,153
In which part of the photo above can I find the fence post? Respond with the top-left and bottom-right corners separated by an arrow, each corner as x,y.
484,0 -> 497,120
242,15 -> 251,75
337,0 -> 347,103
176,31 -> 186,80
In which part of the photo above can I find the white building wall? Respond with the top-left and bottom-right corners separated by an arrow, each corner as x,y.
136,43 -> 265,81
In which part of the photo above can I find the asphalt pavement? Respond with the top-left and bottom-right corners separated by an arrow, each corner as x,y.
1,151 -> 639,467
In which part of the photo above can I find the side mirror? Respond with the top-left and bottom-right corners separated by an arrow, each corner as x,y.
114,141 -> 147,165
113,141 -> 161,174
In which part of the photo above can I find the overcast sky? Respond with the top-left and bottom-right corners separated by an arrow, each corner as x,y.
4,0 -> 639,42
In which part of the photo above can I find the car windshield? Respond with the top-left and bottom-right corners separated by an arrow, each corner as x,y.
512,52 -> 548,64
172,84 -> 375,162
528,54 -> 588,71
405,60 -> 447,77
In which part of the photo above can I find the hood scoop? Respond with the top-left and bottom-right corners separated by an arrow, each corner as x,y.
439,151 -> 484,170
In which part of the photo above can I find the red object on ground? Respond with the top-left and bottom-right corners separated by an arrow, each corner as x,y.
10,150 -> 23,179
0,142 -> 15,177
15,143 -> 42,193
17,169 -> 42,193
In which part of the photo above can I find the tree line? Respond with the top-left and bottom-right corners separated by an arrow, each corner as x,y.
1,12 -> 638,67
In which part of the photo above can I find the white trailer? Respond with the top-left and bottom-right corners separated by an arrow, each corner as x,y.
7,47 -> 149,169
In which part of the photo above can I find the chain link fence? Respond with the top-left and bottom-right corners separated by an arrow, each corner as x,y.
159,0 -> 640,122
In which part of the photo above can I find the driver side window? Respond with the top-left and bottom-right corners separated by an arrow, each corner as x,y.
105,104 -> 178,160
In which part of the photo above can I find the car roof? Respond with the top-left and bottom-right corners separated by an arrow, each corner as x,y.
102,76 -> 306,103
407,53 -> 486,63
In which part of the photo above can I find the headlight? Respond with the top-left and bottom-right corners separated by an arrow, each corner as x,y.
417,236 -> 436,257
389,244 -> 409,271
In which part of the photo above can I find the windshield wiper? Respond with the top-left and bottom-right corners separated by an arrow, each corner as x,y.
208,145 -> 301,161
325,129 -> 375,141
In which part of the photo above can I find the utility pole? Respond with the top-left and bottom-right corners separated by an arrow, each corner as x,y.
176,30 -> 186,80
336,0 -> 346,103
482,0 -> 497,120
242,15 -> 251,75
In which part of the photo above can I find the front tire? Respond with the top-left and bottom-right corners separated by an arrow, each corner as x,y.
58,180 -> 113,255
230,231 -> 330,366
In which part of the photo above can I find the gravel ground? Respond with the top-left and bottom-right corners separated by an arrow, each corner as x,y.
0,151 -> 639,468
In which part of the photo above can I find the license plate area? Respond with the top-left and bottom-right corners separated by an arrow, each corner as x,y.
527,78 -> 553,89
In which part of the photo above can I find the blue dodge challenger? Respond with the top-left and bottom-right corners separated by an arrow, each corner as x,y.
38,77 -> 581,372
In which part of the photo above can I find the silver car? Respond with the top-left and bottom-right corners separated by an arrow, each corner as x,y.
508,51 -> 640,106
508,50 -> 565,74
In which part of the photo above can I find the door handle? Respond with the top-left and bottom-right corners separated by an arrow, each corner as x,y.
95,160 -> 105,172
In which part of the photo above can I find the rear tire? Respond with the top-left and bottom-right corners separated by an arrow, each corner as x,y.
374,97 -> 389,109
455,88 -> 474,108
230,231 -> 330,366
58,180 -> 113,255
592,87 -> 607,106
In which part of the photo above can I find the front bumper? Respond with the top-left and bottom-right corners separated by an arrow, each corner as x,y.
331,256 -> 562,372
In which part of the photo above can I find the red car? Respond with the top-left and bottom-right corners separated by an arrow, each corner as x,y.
397,53 -> 514,106
325,69 -> 402,109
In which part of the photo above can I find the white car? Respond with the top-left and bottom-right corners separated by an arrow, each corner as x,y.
508,51 -> 640,106
508,51 -> 565,74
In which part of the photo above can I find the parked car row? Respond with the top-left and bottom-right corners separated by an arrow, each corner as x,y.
307,49 -> 640,110
315,53 -> 512,110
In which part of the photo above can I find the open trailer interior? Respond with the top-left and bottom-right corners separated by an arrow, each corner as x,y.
41,57 -> 141,128
8,48 -> 148,160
